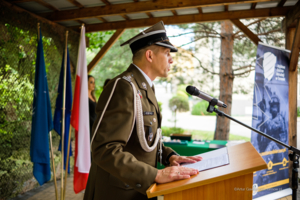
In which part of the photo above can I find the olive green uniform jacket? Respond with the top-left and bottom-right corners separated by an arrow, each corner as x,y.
84,64 -> 175,200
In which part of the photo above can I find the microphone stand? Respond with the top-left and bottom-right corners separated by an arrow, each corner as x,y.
206,99 -> 300,200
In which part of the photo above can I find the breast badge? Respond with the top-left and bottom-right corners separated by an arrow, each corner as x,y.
142,82 -> 147,89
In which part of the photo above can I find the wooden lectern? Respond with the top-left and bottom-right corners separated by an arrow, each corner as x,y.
147,142 -> 267,200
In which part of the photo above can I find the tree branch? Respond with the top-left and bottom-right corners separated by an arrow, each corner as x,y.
233,64 -> 252,71
233,18 -> 266,37
233,68 -> 254,76
235,28 -> 281,39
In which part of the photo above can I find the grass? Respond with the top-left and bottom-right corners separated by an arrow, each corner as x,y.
183,129 -> 251,141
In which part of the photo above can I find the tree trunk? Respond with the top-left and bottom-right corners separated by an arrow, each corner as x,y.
214,21 -> 234,140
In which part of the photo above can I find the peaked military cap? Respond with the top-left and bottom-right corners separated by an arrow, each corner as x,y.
120,21 -> 178,54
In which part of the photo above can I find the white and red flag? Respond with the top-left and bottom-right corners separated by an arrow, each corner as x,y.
70,25 -> 91,194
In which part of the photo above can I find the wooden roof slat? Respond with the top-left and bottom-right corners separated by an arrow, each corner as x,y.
120,14 -> 130,20
97,17 -> 107,22
67,0 -> 84,8
145,12 -> 153,18
41,0 -> 274,22
80,6 -> 291,32
231,19 -> 262,45
35,0 -> 60,11
171,10 -> 177,16
198,7 -> 202,14
277,0 -> 287,7
101,0 -> 110,5
251,3 -> 257,9
225,5 -> 229,12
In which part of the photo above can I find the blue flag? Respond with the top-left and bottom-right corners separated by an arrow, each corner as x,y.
30,30 -> 53,186
53,48 -> 73,173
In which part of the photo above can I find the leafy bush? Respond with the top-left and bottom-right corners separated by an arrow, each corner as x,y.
169,96 -> 189,112
177,84 -> 191,98
176,90 -> 188,99
161,127 -> 184,136
158,101 -> 163,112
298,107 -> 300,117
191,101 -> 216,116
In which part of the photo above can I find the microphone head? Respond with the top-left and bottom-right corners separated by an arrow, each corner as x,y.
186,86 -> 199,96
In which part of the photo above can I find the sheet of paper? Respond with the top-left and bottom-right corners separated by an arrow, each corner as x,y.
181,147 -> 229,171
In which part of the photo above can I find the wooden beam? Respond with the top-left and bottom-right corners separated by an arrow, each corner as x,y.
198,7 -> 202,14
120,14 -> 130,21
233,18 -> 266,36
286,26 -> 297,189
231,19 -> 262,45
79,7 -> 291,32
171,10 -> 177,16
97,17 -> 107,22
88,29 -> 125,73
277,0 -> 287,7
146,12 -> 153,18
289,19 -> 300,71
282,0 -> 300,29
224,5 -> 229,12
8,0 -> 34,3
251,3 -> 257,9
67,0 -> 84,9
42,0 -> 273,22
101,0 -> 110,5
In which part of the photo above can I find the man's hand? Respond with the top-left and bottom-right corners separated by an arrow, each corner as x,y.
154,166 -> 199,184
169,155 -> 202,166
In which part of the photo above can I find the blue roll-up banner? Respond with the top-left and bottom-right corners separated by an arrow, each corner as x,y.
251,43 -> 290,199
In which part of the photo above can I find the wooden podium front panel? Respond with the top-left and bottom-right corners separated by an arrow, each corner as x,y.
164,173 -> 253,200
147,142 -> 267,198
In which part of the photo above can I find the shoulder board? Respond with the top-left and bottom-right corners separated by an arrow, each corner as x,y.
122,75 -> 132,83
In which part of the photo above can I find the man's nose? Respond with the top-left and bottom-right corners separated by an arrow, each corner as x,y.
169,56 -> 173,64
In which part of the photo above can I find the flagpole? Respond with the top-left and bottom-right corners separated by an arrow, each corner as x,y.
63,24 -> 85,199
49,131 -> 59,200
37,23 -> 40,40
62,26 -> 79,200
61,30 -> 68,200
37,22 -> 58,200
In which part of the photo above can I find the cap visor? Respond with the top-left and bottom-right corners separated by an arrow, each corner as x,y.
155,41 -> 178,52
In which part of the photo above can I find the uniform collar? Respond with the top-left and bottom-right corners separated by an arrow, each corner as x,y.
132,63 -> 153,87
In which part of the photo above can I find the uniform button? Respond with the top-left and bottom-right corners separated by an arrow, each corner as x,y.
150,122 -> 152,125
131,74 -> 134,77
136,184 -> 142,188
125,184 -> 130,188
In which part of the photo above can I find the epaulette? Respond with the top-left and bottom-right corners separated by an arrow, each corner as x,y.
122,75 -> 132,83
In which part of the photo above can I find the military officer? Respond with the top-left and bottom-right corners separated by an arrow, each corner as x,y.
84,21 -> 202,200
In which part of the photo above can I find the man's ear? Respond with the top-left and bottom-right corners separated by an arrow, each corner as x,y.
145,49 -> 153,63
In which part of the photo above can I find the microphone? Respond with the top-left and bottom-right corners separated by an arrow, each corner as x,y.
186,86 -> 227,108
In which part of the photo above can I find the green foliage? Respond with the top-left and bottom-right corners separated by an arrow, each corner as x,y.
177,84 -> 191,97
298,107 -> 300,117
169,96 -> 189,112
176,90 -> 188,99
86,31 -> 114,50
191,101 -> 216,116
161,127 -> 184,137
0,23 -> 63,199
158,101 -> 163,112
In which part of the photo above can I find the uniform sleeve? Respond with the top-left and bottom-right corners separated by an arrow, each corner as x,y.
91,79 -> 158,195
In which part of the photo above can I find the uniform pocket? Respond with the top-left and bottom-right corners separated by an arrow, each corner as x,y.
143,115 -> 158,144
